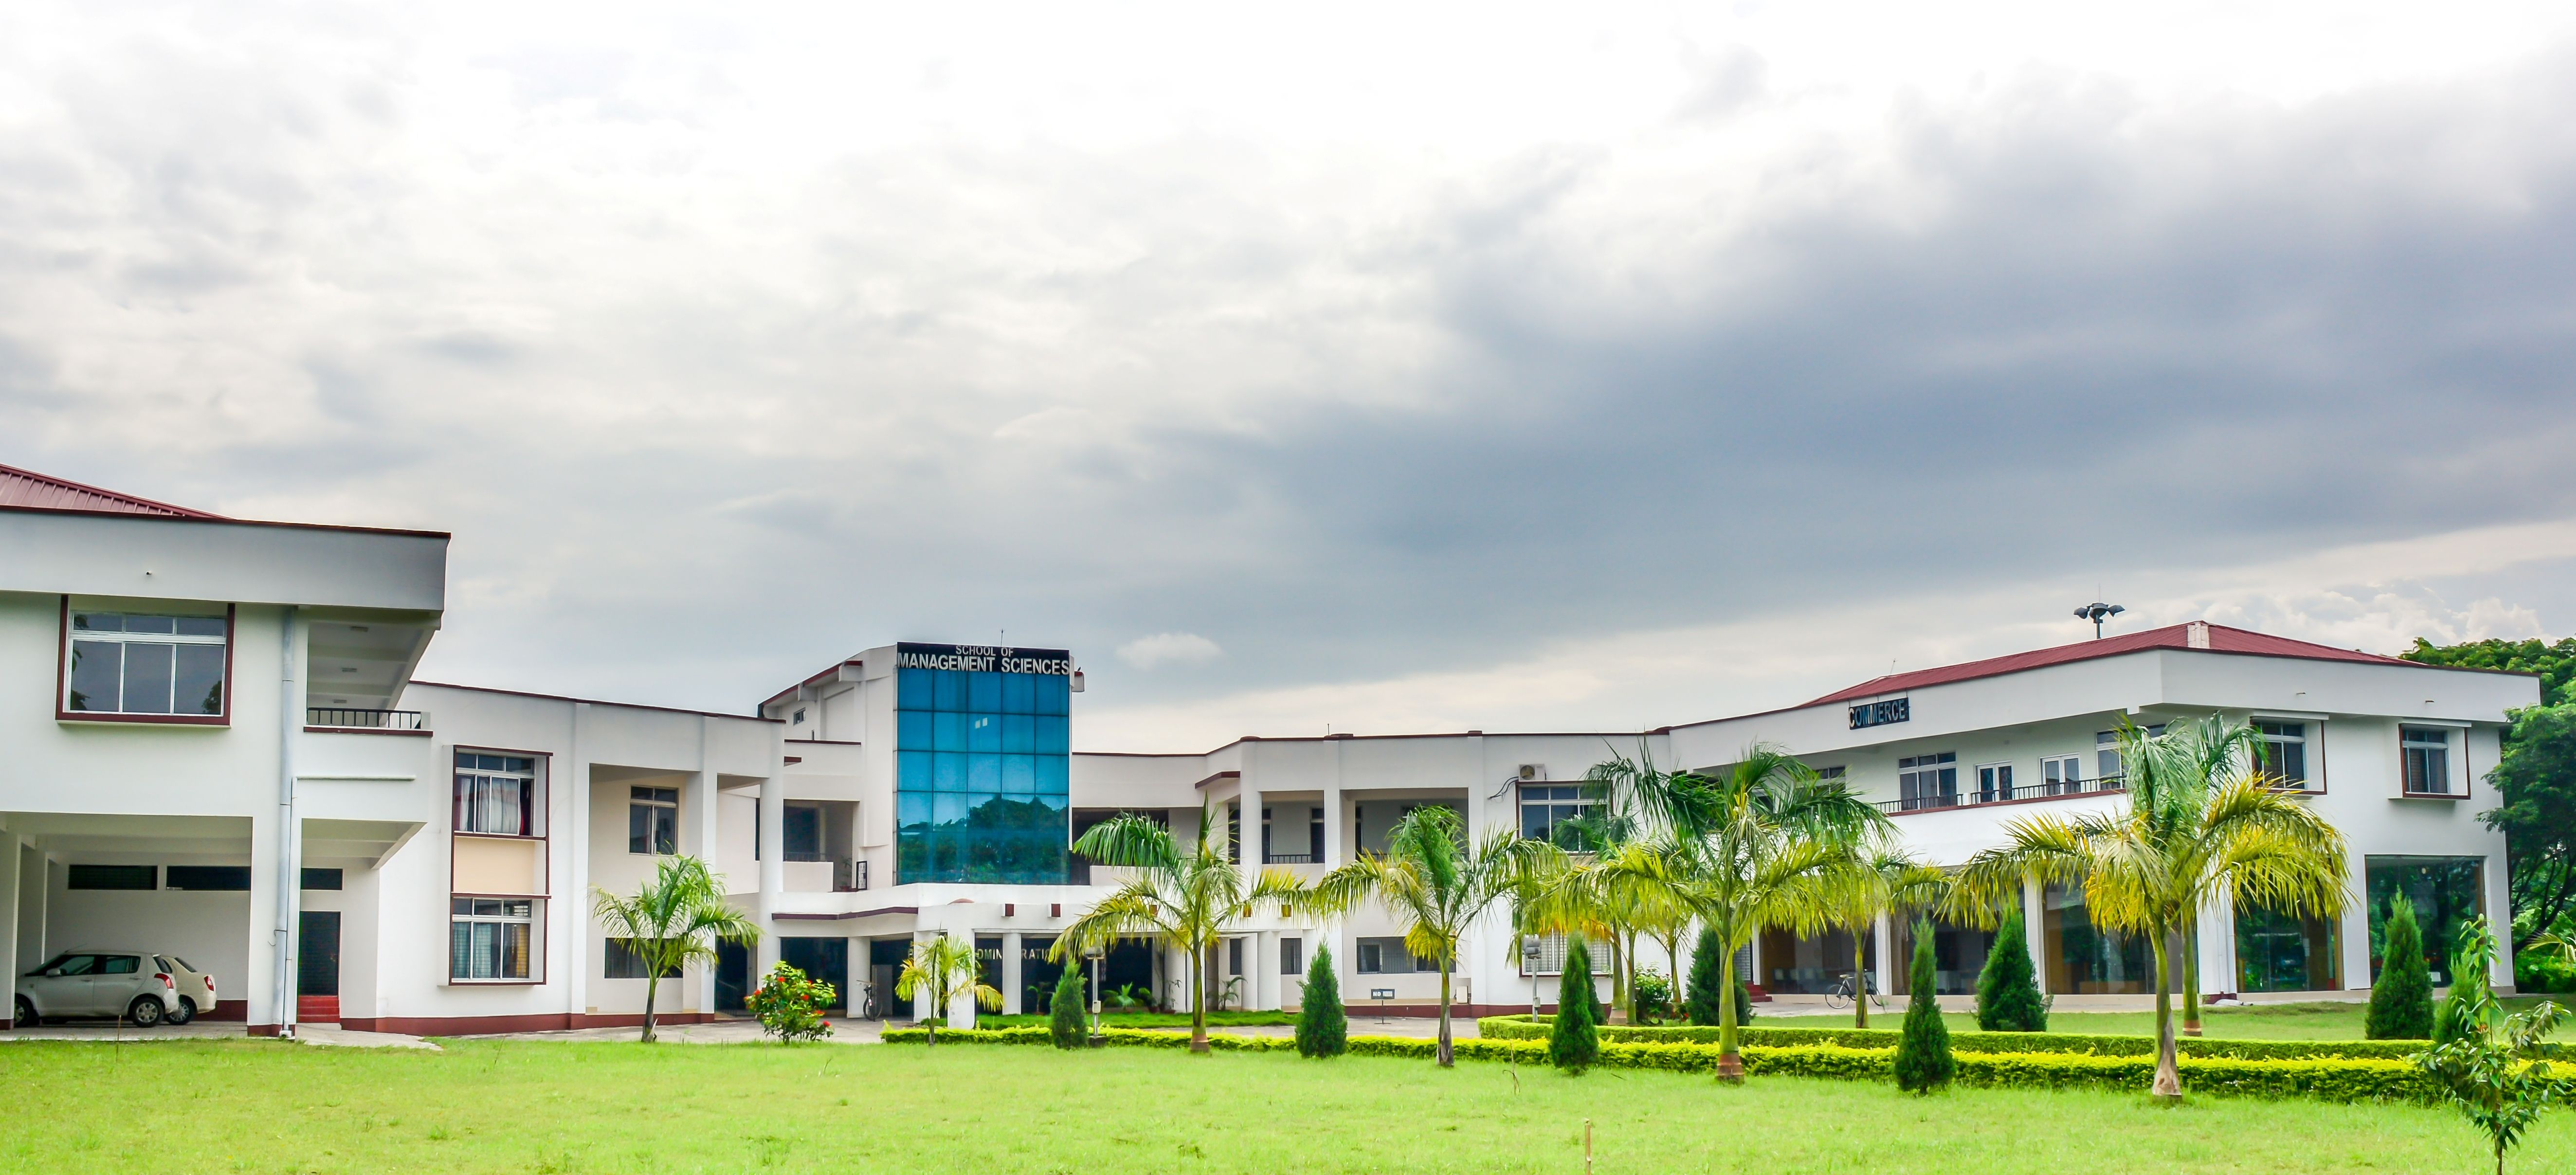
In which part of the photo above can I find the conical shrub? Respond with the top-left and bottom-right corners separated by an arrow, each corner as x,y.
1048,964 -> 1086,1049
1975,908 -> 2047,1032
1685,925 -> 1728,1027
1296,943 -> 1347,1058
2367,896 -> 2434,1040
1550,937 -> 1600,1073
1894,919 -> 1954,1094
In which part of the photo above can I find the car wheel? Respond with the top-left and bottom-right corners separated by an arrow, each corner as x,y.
126,996 -> 165,1028
11,996 -> 35,1029
166,998 -> 197,1026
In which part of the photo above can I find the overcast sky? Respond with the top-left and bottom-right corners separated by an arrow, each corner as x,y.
9,1 -> 2576,750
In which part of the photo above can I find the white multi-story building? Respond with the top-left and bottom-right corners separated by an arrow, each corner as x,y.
0,463 -> 2538,1033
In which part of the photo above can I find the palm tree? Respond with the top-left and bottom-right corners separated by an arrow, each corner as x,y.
1843,848 -> 1949,1029
894,934 -> 1001,1044
1554,744 -> 1885,1081
590,855 -> 761,1043
1951,715 -> 2348,1099
1311,804 -> 1567,1066
1049,807 -> 1305,1053
1567,743 -> 1723,1020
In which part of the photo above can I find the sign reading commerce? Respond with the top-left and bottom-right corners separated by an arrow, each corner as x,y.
894,643 -> 1074,677
1849,697 -> 1910,730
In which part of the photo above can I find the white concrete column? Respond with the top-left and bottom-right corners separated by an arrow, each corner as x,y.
1322,788 -> 1345,866
2341,850 -> 2375,994
1001,931 -> 1025,1015
911,931 -> 935,1021
686,754 -> 719,1015
563,703 -> 591,1023
0,834 -> 17,1030
757,774 -> 785,974
2022,878 -> 2048,992
246,811 -> 287,1034
15,840 -> 43,976
1871,911 -> 1895,999
2196,895 -> 2233,997
1254,931 -> 1280,1011
1240,786 -> 1263,864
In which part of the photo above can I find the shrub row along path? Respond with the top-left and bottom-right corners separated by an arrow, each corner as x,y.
0,1038 -> 2560,1174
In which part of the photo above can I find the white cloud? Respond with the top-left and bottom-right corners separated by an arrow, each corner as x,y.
1115,633 -> 1225,670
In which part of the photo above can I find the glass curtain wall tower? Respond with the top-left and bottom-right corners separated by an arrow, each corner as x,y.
892,643 -> 1074,884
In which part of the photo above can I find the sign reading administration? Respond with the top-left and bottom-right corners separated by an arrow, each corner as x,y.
896,642 -> 1074,676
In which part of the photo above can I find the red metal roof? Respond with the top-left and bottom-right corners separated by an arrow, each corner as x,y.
1804,623 -> 2412,706
0,462 -> 220,518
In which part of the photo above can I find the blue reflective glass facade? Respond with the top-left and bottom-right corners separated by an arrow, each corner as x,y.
894,647 -> 1072,885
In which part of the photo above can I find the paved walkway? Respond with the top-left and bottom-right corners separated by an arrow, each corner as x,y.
3,1022 -> 436,1049
469,1017 -> 883,1044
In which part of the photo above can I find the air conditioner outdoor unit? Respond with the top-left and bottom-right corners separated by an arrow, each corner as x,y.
1517,763 -> 1545,782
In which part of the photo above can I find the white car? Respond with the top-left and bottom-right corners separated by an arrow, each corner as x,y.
15,950 -> 194,1027
154,954 -> 218,1025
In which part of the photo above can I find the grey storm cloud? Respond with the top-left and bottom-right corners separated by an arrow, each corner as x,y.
4,5 -> 2576,735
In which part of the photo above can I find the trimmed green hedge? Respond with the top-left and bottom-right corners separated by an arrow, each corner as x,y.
883,1024 -> 2468,1103
1472,1014 -> 2431,1062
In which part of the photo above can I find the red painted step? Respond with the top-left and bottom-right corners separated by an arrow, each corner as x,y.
297,995 -> 340,1023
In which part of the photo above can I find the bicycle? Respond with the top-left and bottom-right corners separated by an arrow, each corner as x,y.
1823,970 -> 1887,1011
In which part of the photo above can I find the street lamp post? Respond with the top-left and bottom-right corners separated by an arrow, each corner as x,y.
1086,944 -> 1106,1047
1523,936 -> 1542,1021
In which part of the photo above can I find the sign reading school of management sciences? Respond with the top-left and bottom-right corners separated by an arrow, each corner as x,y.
894,642 -> 1074,677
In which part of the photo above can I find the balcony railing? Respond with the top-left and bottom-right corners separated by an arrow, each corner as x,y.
307,707 -> 424,730
1263,852 -> 1319,864
1877,775 -> 2126,815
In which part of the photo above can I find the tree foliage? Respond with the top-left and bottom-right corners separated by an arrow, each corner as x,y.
589,855 -> 761,1043
894,934 -> 1001,1044
1312,804 -> 1566,1066
1894,919 -> 1954,1093
1975,907 -> 2048,1032
2417,926 -> 2571,1175
2483,705 -> 2576,950
1048,964 -> 1086,1049
1296,944 -> 1347,1058
2369,895 -> 2436,1041
1549,937 -> 1600,1073
1051,806 -> 1305,1053
1685,924 -> 1729,1026
1953,715 -> 2349,1099
2402,637 -> 2576,705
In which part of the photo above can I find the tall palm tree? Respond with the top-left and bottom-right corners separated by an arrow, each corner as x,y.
1842,848 -> 1949,1029
1568,743 -> 1723,1019
1550,744 -> 1886,1081
894,933 -> 1002,1044
1311,804 -> 1568,1066
1952,715 -> 2348,1099
1050,807 -> 1305,1053
590,855 -> 761,1043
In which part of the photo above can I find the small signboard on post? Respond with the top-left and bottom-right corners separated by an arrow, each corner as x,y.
1370,988 -> 1396,1022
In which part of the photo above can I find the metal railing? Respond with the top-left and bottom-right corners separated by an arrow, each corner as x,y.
307,707 -> 424,730
834,859 -> 869,892
1877,775 -> 2126,814
1263,852 -> 1318,864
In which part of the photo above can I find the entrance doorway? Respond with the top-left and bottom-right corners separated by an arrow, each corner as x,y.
297,911 -> 341,1023
869,939 -> 911,1018
778,938 -> 848,1013
715,940 -> 749,1012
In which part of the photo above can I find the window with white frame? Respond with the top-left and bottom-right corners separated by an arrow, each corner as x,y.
2041,755 -> 2081,795
1897,753 -> 1957,810
1519,784 -> 1601,847
64,610 -> 229,717
1281,937 -> 1303,976
2096,726 -> 2165,781
2255,722 -> 2310,789
1358,936 -> 1440,974
451,898 -> 536,980
454,753 -> 544,837
2402,727 -> 2452,795
1519,932 -> 1614,976
604,937 -> 679,979
629,786 -> 679,854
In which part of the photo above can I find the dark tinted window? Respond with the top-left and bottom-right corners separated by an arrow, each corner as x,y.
67,865 -> 157,890
301,868 -> 344,890
41,954 -> 99,976
166,865 -> 252,890
99,956 -> 140,975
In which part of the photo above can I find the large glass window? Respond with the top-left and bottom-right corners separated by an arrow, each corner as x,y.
1358,937 -> 1440,974
455,753 -> 544,837
893,645 -> 1073,884
2401,727 -> 2453,795
1897,753 -> 1957,810
782,804 -> 824,862
65,610 -> 228,717
1519,785 -> 1601,846
2041,755 -> 2081,795
2235,904 -> 2339,992
1759,926 -> 1870,994
2368,856 -> 2485,984
2045,883 -> 2154,994
1890,915 -> 1995,995
2255,722 -> 2310,789
451,898 -> 535,980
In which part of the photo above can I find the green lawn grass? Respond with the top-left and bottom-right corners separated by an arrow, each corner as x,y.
1752,998 -> 2571,1041
0,1038 -> 2561,1174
